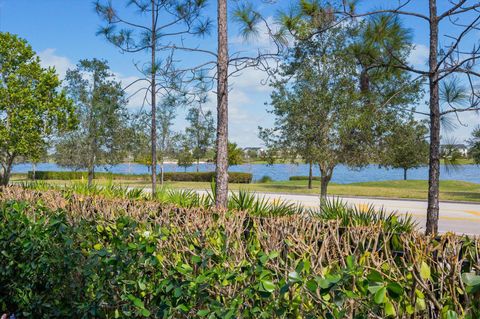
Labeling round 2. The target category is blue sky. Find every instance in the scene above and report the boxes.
[0,0,478,146]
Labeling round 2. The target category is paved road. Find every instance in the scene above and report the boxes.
[194,190,480,235]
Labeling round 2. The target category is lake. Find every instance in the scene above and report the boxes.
[11,162,480,184]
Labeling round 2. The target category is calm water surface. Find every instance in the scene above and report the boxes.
[11,162,480,184]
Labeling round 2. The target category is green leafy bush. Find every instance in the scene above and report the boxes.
[289,175,322,181]
[162,171,252,183]
[0,201,83,316]
[27,170,151,181]
[28,171,253,183]
[256,175,273,183]
[0,186,479,318]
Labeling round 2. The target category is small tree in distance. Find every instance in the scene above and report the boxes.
[55,59,132,186]
[468,127,480,165]
[177,139,194,172]
[157,96,180,185]
[380,119,429,180]
[185,106,215,172]
[227,142,244,167]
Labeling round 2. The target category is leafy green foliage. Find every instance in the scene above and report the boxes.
[0,32,76,185]
[27,170,253,183]
[257,175,273,183]
[176,145,194,172]
[54,59,133,184]
[28,171,151,181]
[289,175,324,181]
[380,119,429,180]
[227,141,244,167]
[468,126,480,164]
[0,188,478,318]
[162,171,252,183]
[0,202,83,317]
[269,7,422,198]
[185,107,215,170]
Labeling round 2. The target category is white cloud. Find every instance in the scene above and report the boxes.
[408,43,429,69]
[226,68,274,146]
[230,67,272,93]
[113,73,151,111]
[36,49,148,110]
[443,112,480,143]
[34,49,272,145]
[38,48,74,80]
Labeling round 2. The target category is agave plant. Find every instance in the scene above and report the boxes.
[19,181,56,191]
[228,189,304,217]
[265,198,303,217]
[229,189,257,211]
[166,189,201,208]
[311,197,416,233]
[64,181,102,198]
[199,179,217,208]
[124,187,146,200]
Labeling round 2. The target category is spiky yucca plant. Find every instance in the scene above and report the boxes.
[312,197,416,232]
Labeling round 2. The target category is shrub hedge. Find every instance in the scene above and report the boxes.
[27,171,252,183]
[162,171,252,183]
[27,170,150,181]
[289,175,323,181]
[0,186,479,318]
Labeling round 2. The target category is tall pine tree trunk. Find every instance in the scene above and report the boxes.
[215,0,229,208]
[308,161,313,189]
[150,0,157,197]
[426,0,440,235]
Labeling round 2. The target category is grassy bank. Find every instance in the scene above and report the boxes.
[11,173,480,202]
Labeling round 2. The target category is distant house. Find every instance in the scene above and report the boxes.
[243,147,265,158]
[440,144,469,157]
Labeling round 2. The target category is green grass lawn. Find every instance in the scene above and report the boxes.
[10,174,480,202]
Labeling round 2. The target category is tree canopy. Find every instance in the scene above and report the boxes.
[380,119,429,180]
[262,13,421,199]
[185,106,215,171]
[227,142,244,167]
[54,59,132,185]
[177,137,194,172]
[0,32,76,185]
[469,127,480,165]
